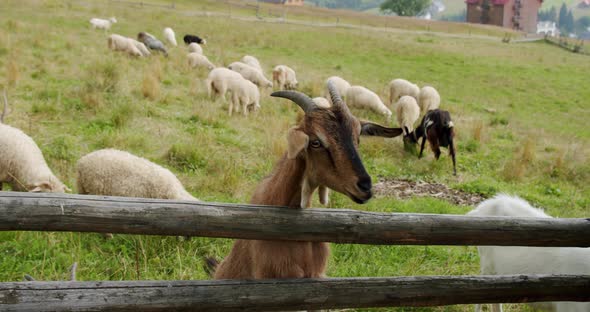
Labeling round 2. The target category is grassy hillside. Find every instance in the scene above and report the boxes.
[1,0,588,311]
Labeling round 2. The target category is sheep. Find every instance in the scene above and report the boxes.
[0,123,70,193]
[187,42,202,54]
[162,27,177,47]
[89,17,117,30]
[418,86,440,113]
[312,97,331,109]
[241,55,263,73]
[183,34,206,45]
[228,79,260,117]
[209,82,403,281]
[345,85,392,120]
[129,38,150,57]
[272,65,298,90]
[324,76,351,103]
[187,52,215,70]
[467,194,590,312]
[107,34,142,57]
[409,109,457,175]
[389,78,419,105]
[228,61,272,88]
[205,67,246,102]
[77,149,198,201]
[395,95,420,138]
[137,32,168,56]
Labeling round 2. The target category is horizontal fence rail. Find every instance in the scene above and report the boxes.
[1,275,589,311]
[1,192,589,246]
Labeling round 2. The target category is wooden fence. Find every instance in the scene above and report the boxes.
[1,192,589,311]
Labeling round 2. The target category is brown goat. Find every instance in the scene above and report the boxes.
[211,83,402,280]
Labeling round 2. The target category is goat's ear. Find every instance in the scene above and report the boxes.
[29,181,51,192]
[360,121,403,138]
[287,127,309,159]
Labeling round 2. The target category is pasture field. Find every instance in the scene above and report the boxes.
[1,0,589,311]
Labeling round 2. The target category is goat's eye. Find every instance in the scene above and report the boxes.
[310,140,322,148]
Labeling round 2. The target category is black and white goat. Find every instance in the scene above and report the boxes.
[409,109,456,175]
[183,34,207,45]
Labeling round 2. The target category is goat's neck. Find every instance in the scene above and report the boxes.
[250,154,306,208]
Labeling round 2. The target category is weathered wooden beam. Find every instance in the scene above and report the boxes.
[1,275,589,311]
[1,192,589,246]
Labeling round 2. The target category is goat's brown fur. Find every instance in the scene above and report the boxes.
[212,86,402,280]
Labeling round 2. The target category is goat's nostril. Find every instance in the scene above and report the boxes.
[357,179,372,193]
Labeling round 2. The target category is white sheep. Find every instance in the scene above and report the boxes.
[129,38,150,57]
[345,85,392,120]
[241,55,263,73]
[395,95,420,136]
[312,97,331,109]
[162,27,177,47]
[187,42,203,54]
[89,17,117,30]
[77,149,198,201]
[228,62,272,88]
[324,76,351,102]
[0,123,70,193]
[205,67,245,102]
[187,52,215,70]
[228,79,260,117]
[418,86,440,113]
[389,78,419,105]
[467,194,590,312]
[272,65,298,90]
[107,34,142,57]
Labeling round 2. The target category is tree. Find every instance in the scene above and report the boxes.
[380,0,432,16]
[565,10,575,34]
[575,16,590,34]
[558,3,568,28]
[549,6,557,22]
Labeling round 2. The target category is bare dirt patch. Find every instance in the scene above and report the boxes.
[373,178,486,206]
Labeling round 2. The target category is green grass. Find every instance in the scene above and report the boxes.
[0,0,589,311]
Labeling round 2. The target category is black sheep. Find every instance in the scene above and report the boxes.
[183,34,207,45]
[410,109,457,175]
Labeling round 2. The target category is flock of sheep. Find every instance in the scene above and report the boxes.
[0,15,587,312]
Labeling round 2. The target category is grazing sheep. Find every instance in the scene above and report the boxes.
[312,97,331,109]
[205,67,245,101]
[162,27,177,47]
[129,38,150,57]
[107,34,142,57]
[77,149,198,201]
[395,95,420,137]
[137,32,168,56]
[187,52,215,70]
[187,42,202,54]
[409,109,457,175]
[228,62,272,88]
[272,65,298,90]
[209,83,403,281]
[183,34,206,45]
[324,76,351,102]
[228,79,260,117]
[418,86,440,113]
[468,194,590,312]
[89,17,117,30]
[0,123,70,193]
[389,78,419,105]
[345,85,392,120]
[241,55,263,73]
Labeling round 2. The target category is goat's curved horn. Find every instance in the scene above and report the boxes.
[271,90,316,113]
[327,81,353,116]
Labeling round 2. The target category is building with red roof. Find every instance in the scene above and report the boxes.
[466,0,543,33]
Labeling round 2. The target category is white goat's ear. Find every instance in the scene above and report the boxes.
[318,185,329,206]
[287,127,308,159]
[29,182,51,192]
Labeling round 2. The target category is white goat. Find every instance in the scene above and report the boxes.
[467,194,590,312]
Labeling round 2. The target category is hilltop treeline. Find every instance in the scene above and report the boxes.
[306,0,383,11]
